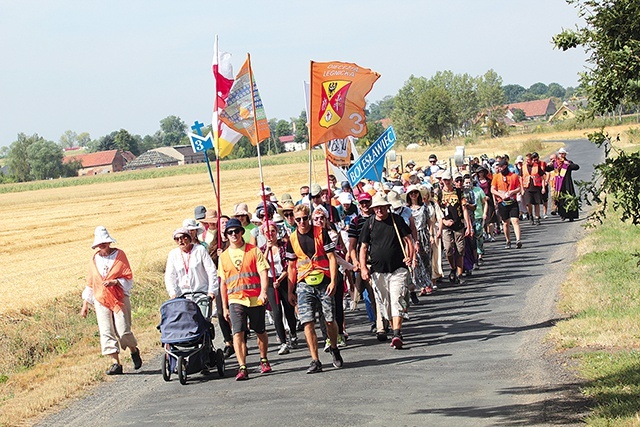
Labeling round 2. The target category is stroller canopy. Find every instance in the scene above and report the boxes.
[159,298,210,344]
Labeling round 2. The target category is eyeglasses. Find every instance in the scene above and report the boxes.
[283,211,294,218]
[226,228,243,236]
[294,216,309,223]
[174,235,190,242]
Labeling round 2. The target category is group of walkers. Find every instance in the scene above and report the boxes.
[80,147,580,381]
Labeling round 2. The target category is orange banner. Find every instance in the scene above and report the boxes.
[309,61,380,147]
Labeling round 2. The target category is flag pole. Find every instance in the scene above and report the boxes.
[307,63,313,209]
[213,35,222,250]
[247,53,278,299]
[324,146,334,222]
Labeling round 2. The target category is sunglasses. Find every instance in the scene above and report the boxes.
[174,235,190,241]
[294,216,309,223]
[359,200,371,205]
[300,192,309,197]
[430,160,437,163]
[283,211,294,217]
[312,216,325,222]
[226,228,243,236]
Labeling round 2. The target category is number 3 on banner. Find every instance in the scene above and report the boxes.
[349,113,364,135]
[194,140,204,152]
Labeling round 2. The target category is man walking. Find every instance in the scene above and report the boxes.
[522,152,547,225]
[359,193,414,349]
[219,218,271,381]
[287,204,343,374]
[492,159,523,248]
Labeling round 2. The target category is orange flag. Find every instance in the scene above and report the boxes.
[309,61,380,147]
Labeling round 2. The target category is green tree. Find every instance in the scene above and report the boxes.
[7,133,38,182]
[77,132,91,148]
[114,129,140,155]
[528,82,549,97]
[415,85,457,142]
[391,75,428,144]
[293,110,309,147]
[367,95,395,121]
[547,82,566,98]
[554,0,640,224]
[160,115,187,146]
[358,120,385,147]
[477,70,506,110]
[27,138,63,180]
[58,130,78,149]
[503,84,526,103]
[274,119,293,138]
[511,108,527,122]
[0,146,9,158]
[96,132,117,152]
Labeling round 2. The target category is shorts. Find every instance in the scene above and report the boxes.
[525,188,543,205]
[442,227,465,257]
[228,303,266,335]
[296,281,335,324]
[497,201,519,222]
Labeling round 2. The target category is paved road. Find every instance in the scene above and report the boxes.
[40,140,601,427]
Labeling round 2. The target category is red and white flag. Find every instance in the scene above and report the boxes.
[212,36,242,158]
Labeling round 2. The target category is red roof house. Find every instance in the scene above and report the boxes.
[505,98,557,121]
[63,149,133,176]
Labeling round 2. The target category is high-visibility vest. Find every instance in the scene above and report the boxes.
[289,226,330,282]
[219,244,262,300]
[523,163,544,188]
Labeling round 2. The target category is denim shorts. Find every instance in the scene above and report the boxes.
[296,282,335,324]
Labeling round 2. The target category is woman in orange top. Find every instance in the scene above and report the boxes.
[81,226,141,375]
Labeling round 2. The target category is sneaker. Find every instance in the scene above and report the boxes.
[516,240,522,249]
[477,257,485,266]
[260,358,272,374]
[490,236,496,242]
[370,323,377,334]
[410,292,420,305]
[432,283,438,291]
[376,331,388,342]
[543,214,549,219]
[324,338,331,353]
[330,347,344,368]
[235,366,249,381]
[289,336,299,349]
[131,348,142,370]
[456,275,466,286]
[223,345,235,359]
[505,241,512,249]
[306,359,323,374]
[402,312,410,321]
[337,335,347,348]
[349,300,358,311]
[278,343,290,355]
[448,269,456,283]
[390,335,404,350]
[106,363,123,375]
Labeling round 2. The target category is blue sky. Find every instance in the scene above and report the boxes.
[0,0,586,148]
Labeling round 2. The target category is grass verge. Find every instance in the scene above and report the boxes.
[0,259,167,426]
[548,209,640,425]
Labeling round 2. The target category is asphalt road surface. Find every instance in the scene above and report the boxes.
[40,140,602,427]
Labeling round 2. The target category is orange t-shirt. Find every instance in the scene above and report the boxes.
[491,172,520,203]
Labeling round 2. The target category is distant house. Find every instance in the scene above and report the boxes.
[63,149,134,176]
[280,135,305,152]
[150,145,205,165]
[124,150,179,170]
[548,99,587,122]
[505,98,557,121]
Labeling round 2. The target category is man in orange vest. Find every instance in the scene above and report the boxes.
[491,159,523,249]
[522,152,547,226]
[219,218,271,381]
[286,204,343,374]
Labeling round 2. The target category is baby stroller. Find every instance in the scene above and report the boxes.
[159,292,225,384]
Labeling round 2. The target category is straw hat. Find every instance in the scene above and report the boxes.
[386,191,404,209]
[91,226,116,249]
[199,209,218,224]
[233,203,250,216]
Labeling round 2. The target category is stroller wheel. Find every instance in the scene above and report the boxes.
[177,356,188,385]
[162,353,171,382]
[216,348,225,377]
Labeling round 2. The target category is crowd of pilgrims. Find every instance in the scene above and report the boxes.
[180,148,579,370]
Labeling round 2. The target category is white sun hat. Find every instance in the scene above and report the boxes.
[92,226,116,249]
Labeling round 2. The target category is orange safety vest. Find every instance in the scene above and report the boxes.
[219,244,262,300]
[523,163,544,188]
[289,226,330,282]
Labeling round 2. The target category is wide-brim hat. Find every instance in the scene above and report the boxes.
[310,183,323,197]
[558,148,568,154]
[172,227,191,240]
[92,226,116,249]
[406,184,421,196]
[182,218,204,232]
[370,192,391,209]
[386,190,404,209]
[280,200,295,210]
[441,170,452,180]
[233,203,250,217]
[199,209,218,224]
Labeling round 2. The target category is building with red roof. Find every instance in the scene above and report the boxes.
[63,149,133,176]
[505,98,557,121]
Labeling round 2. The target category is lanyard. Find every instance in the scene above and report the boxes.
[181,250,191,274]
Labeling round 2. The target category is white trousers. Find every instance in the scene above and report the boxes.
[371,267,409,320]
[95,296,137,355]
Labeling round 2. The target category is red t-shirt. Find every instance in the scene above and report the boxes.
[491,172,520,203]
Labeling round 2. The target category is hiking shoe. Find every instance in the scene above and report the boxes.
[448,269,456,283]
[278,343,290,355]
[106,363,123,375]
[337,335,347,348]
[505,241,512,249]
[223,345,235,359]
[410,292,420,305]
[307,359,323,374]
[330,347,344,368]
[390,335,404,350]
[260,358,272,374]
[131,348,142,370]
[516,240,522,249]
[376,331,388,342]
[324,338,331,353]
[235,366,249,381]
